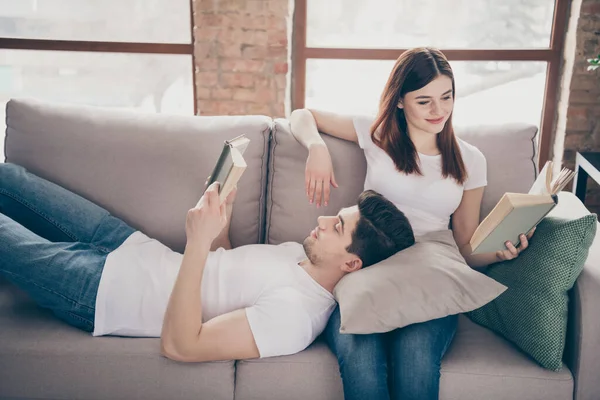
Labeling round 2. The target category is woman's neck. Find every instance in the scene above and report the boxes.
[407,127,439,156]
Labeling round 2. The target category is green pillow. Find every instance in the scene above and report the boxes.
[467,214,597,371]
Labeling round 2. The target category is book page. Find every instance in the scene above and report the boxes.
[227,135,250,155]
[528,161,552,195]
[218,148,247,203]
[550,168,575,194]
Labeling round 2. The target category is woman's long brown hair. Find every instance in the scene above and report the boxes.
[371,48,467,184]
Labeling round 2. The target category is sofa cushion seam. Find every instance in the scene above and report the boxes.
[265,120,278,244]
[441,369,573,382]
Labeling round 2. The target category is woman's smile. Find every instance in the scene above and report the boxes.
[425,116,445,124]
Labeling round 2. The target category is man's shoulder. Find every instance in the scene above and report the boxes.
[257,241,306,259]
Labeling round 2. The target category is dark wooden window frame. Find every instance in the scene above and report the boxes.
[292,0,570,167]
[0,0,197,113]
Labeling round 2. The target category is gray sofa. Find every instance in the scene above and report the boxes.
[1,98,599,400]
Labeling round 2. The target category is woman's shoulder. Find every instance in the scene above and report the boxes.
[353,114,377,133]
[457,138,487,166]
[353,114,378,149]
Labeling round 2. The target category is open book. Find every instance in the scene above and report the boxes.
[205,135,250,203]
[469,161,575,255]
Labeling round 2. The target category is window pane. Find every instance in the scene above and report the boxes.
[0,49,194,161]
[0,0,191,43]
[307,0,555,49]
[305,59,546,128]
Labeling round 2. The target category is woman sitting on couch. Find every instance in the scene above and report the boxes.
[289,47,536,400]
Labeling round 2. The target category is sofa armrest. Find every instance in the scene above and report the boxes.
[553,192,600,400]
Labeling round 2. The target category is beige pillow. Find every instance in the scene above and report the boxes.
[334,230,507,334]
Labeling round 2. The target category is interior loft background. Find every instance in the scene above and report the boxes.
[0,0,594,182]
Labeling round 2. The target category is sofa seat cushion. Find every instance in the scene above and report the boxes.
[234,316,573,400]
[440,316,573,399]
[0,279,235,400]
[234,339,343,400]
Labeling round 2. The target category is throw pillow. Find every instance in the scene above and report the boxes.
[333,229,507,334]
[467,214,597,371]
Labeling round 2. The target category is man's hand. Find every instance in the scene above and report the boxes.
[224,186,237,207]
[210,186,237,251]
[186,182,227,246]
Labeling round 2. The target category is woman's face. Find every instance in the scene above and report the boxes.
[398,75,454,136]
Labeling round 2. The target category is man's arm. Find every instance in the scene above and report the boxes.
[210,204,233,251]
[161,183,258,362]
[162,308,260,362]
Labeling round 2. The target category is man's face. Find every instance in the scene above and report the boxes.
[303,206,361,271]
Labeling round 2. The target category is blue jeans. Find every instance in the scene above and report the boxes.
[0,163,135,331]
[325,306,458,400]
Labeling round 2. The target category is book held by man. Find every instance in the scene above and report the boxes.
[469,161,575,255]
[205,134,250,203]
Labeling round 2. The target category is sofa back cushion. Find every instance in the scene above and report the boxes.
[5,98,271,252]
[456,124,538,218]
[266,119,367,245]
[266,119,537,245]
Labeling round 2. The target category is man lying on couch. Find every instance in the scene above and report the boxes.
[0,163,415,362]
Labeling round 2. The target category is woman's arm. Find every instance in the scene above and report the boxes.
[289,109,358,147]
[451,188,532,268]
[289,109,359,207]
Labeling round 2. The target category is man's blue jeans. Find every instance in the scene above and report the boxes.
[325,306,458,400]
[0,163,135,331]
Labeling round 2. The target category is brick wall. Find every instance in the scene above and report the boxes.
[191,0,291,117]
[563,0,600,211]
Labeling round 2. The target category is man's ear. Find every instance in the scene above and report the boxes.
[342,257,362,273]
[397,99,404,109]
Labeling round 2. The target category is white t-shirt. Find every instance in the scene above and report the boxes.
[353,115,487,236]
[93,233,336,358]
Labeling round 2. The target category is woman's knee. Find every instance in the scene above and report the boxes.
[0,163,24,190]
[326,327,389,396]
[334,332,386,365]
[325,308,387,367]
[389,315,458,375]
[0,162,25,178]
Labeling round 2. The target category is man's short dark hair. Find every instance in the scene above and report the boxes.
[346,190,415,268]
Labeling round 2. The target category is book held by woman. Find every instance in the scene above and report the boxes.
[469,161,575,255]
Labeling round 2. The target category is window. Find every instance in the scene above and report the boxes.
[294,0,569,167]
[0,1,195,161]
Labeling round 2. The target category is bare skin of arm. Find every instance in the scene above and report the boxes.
[289,109,359,206]
[160,184,259,362]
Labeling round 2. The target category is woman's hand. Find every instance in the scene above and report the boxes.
[495,227,536,262]
[306,143,338,207]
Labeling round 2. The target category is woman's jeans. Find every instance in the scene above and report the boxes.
[0,163,135,331]
[325,306,458,400]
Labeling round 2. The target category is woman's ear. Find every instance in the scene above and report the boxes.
[397,100,404,109]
